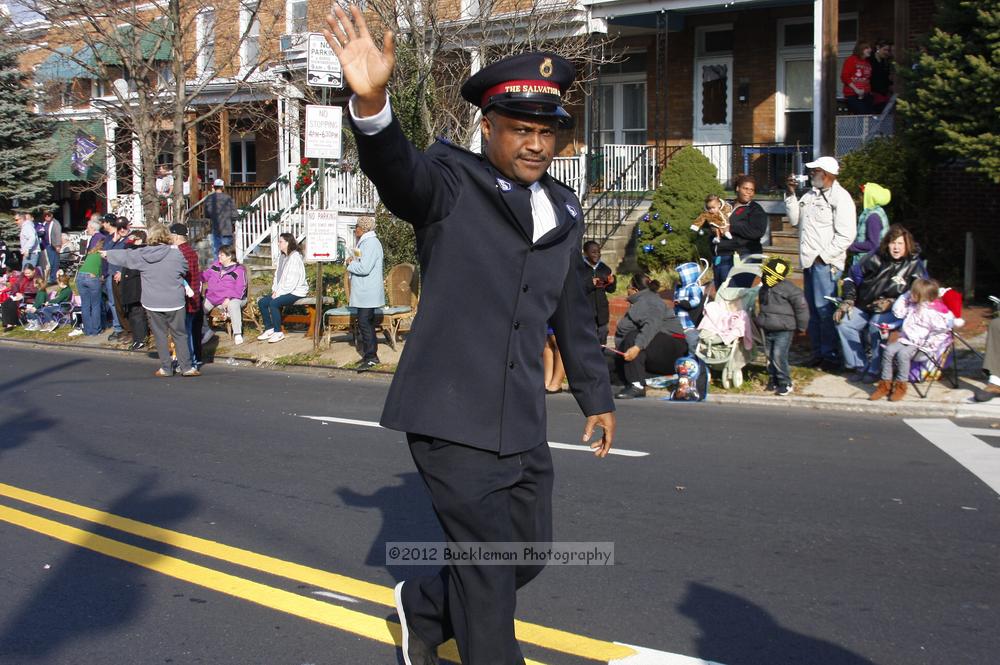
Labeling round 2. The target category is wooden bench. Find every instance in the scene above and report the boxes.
[281,296,336,338]
[323,263,419,350]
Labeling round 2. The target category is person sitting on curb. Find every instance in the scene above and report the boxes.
[614,273,688,399]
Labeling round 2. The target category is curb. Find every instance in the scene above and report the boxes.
[5,336,998,419]
[0,336,396,383]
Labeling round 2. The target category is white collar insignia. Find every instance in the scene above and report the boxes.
[565,204,578,219]
[496,177,512,192]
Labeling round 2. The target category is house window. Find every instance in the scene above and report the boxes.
[241,0,261,70]
[198,9,217,75]
[592,79,646,146]
[697,26,734,57]
[230,135,257,183]
[288,0,308,34]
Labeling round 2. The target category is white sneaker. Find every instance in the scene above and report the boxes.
[24,322,40,331]
[257,329,274,341]
[233,334,244,345]
[68,328,84,337]
[267,331,285,343]
[43,321,59,333]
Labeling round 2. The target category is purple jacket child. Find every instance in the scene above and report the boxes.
[201,261,248,306]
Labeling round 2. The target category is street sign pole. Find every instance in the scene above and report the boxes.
[314,86,329,351]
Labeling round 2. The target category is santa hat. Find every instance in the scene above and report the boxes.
[939,287,964,328]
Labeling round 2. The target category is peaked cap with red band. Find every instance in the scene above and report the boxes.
[460,52,576,127]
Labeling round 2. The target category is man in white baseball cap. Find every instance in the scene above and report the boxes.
[785,155,856,370]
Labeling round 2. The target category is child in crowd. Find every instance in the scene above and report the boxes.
[754,257,809,396]
[24,272,72,332]
[870,278,954,402]
[673,261,705,355]
[1,264,39,331]
[690,194,732,241]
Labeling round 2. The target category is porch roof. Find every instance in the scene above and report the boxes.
[585,0,811,20]
[32,22,171,82]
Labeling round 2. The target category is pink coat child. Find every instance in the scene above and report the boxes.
[879,280,955,383]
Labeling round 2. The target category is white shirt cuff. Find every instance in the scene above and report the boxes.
[348,93,392,136]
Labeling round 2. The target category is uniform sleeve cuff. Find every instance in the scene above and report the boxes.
[348,94,392,135]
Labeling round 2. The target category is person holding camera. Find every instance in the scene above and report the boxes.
[834,224,927,382]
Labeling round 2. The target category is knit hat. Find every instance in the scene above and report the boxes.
[761,257,792,287]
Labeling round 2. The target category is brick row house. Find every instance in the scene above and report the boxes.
[9,0,932,262]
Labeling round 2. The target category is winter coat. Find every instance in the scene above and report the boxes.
[205,191,237,237]
[202,261,248,305]
[848,183,891,264]
[614,288,684,350]
[346,232,385,308]
[715,200,768,257]
[756,280,810,333]
[673,261,705,330]
[584,257,615,326]
[103,245,188,311]
[893,295,955,353]
[842,251,927,311]
[272,251,308,298]
[785,180,857,270]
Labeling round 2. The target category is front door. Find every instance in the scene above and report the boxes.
[693,56,733,185]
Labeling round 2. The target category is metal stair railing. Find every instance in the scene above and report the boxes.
[583,145,656,244]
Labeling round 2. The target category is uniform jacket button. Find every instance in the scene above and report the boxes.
[513,321,520,329]
[508,361,516,369]
[522,285,529,293]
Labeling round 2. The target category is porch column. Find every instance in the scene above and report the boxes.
[131,134,141,193]
[893,0,909,97]
[219,108,231,184]
[277,96,288,173]
[104,119,117,201]
[468,48,482,153]
[813,0,839,156]
[288,97,301,170]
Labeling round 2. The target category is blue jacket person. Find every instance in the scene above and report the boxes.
[325,6,616,665]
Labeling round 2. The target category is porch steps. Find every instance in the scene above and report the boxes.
[762,215,804,288]
[592,198,654,275]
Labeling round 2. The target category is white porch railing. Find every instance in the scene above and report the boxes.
[109,193,145,227]
[235,165,377,265]
[602,144,657,191]
[548,155,586,199]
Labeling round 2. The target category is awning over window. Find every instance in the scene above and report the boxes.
[47,120,107,182]
[34,46,97,82]
[33,22,172,82]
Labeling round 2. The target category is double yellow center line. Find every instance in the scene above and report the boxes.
[0,482,635,664]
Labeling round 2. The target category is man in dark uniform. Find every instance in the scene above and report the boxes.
[325,6,616,665]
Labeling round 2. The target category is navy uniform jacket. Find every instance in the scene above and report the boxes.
[351,115,614,455]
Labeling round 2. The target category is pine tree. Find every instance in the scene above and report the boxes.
[0,20,54,211]
[636,147,723,272]
[898,0,1000,183]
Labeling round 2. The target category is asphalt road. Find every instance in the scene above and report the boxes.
[0,344,997,665]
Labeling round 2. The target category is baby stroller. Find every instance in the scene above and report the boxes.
[696,254,765,388]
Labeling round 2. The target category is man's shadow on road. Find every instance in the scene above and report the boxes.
[337,473,442,582]
[0,476,199,660]
[679,582,877,665]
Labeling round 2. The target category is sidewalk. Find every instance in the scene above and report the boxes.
[4,320,999,419]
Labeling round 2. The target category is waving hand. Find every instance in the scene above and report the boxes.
[324,5,395,115]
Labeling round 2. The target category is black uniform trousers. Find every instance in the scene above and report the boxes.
[403,433,554,665]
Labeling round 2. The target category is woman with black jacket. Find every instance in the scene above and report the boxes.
[120,230,149,351]
[713,174,768,289]
[834,224,927,381]
[614,273,688,399]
